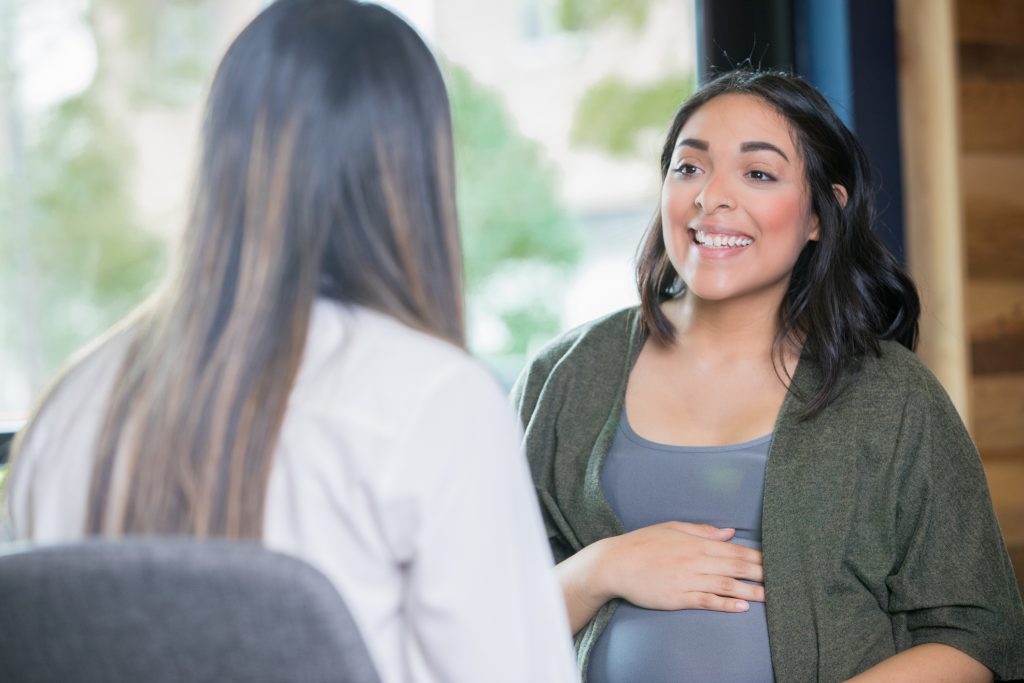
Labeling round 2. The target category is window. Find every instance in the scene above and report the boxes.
[0,0,697,419]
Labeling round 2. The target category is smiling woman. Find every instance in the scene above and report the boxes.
[514,69,1024,683]
[662,96,821,327]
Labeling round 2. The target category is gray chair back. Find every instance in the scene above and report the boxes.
[0,538,381,683]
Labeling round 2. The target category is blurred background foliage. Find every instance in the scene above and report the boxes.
[2,0,585,392]
[555,0,651,32]
[447,65,581,356]
[1,0,690,403]
[27,93,164,365]
[114,0,214,106]
[571,73,693,157]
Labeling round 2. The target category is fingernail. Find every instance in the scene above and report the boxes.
[736,600,749,611]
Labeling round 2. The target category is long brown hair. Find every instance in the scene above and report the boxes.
[10,0,464,537]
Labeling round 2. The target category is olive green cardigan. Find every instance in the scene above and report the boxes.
[512,306,1024,682]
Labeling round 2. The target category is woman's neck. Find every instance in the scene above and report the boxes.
[629,286,799,446]
[666,288,788,365]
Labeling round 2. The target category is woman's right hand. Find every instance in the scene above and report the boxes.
[556,521,765,634]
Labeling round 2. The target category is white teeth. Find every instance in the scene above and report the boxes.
[694,229,752,248]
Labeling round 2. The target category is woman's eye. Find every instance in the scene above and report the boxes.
[747,170,776,182]
[674,163,700,176]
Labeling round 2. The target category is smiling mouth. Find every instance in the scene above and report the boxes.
[690,228,753,249]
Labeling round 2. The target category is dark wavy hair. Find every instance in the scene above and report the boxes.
[636,69,920,417]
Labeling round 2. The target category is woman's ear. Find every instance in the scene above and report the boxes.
[809,185,848,242]
[832,183,849,208]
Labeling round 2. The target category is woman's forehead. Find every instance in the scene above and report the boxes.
[675,94,799,156]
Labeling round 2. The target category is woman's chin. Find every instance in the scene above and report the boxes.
[678,279,743,303]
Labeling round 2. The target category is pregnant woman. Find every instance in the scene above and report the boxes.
[514,69,1024,682]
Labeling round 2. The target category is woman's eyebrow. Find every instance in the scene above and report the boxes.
[740,141,789,161]
[675,137,709,151]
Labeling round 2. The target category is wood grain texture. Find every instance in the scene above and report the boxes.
[959,43,1024,80]
[955,0,1024,591]
[966,280,1024,330]
[968,279,1024,375]
[981,446,1024,461]
[963,198,1024,278]
[1009,543,1024,594]
[960,154,1024,205]
[984,460,1024,546]
[972,373,1024,453]
[959,81,1024,153]
[956,0,1024,46]
[972,331,1024,374]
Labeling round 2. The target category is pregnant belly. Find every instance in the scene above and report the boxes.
[587,599,774,683]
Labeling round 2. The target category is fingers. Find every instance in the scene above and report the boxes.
[671,521,735,540]
[687,574,765,603]
[665,577,765,613]
[680,592,754,613]
[648,521,766,580]
[692,554,765,583]
[701,538,762,566]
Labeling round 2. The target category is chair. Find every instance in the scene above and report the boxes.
[0,537,381,683]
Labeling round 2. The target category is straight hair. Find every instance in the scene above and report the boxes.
[10,0,464,538]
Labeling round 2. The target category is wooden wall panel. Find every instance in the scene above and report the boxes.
[966,280,1024,331]
[960,154,1024,198]
[968,279,1024,375]
[963,199,1024,278]
[953,0,1024,591]
[973,374,1024,455]
[956,0,1024,45]
[959,82,1024,154]
[986,461,1024,546]
[959,43,1024,80]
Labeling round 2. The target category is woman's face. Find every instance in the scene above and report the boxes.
[661,93,819,304]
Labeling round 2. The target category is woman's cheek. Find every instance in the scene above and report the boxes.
[661,186,694,263]
[756,194,812,244]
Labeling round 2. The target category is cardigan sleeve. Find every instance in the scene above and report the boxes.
[884,369,1024,680]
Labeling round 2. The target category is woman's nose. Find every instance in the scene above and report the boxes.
[694,175,735,213]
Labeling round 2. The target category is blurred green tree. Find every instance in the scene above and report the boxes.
[2,0,180,395]
[556,0,651,32]
[26,93,165,366]
[1,0,583,397]
[571,73,693,158]
[447,66,581,356]
[553,0,695,160]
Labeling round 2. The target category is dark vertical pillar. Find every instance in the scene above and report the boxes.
[844,0,906,264]
[695,0,794,83]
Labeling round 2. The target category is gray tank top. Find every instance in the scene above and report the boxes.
[587,413,774,683]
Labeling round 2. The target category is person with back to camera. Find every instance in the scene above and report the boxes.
[514,69,1024,682]
[3,1,580,681]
